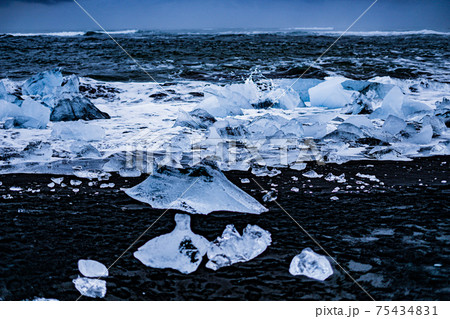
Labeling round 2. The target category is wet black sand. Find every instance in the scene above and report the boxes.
[0,156,449,301]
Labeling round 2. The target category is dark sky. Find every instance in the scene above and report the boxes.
[0,0,449,33]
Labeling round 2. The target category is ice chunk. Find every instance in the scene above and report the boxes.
[302,170,323,178]
[309,77,354,109]
[0,99,22,120]
[73,276,106,298]
[382,115,406,135]
[125,163,268,215]
[206,224,271,270]
[370,86,404,119]
[289,248,333,281]
[289,78,324,102]
[51,121,105,141]
[435,98,450,127]
[324,173,346,183]
[50,94,110,122]
[134,214,210,274]
[290,162,307,171]
[173,108,216,130]
[408,124,433,144]
[343,93,373,114]
[19,98,50,128]
[22,68,63,98]
[401,99,432,117]
[61,74,80,94]
[78,259,108,277]
[262,191,277,202]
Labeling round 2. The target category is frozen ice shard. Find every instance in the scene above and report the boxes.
[370,86,404,119]
[125,162,268,215]
[51,121,105,141]
[289,247,333,281]
[173,108,216,129]
[73,276,106,298]
[22,68,63,98]
[78,259,108,278]
[206,224,271,271]
[382,115,406,136]
[309,77,354,109]
[50,94,110,122]
[134,214,210,274]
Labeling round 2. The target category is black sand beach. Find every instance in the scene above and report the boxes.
[0,156,448,301]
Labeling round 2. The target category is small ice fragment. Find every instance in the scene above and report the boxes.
[47,182,55,188]
[206,224,271,271]
[289,248,333,281]
[324,173,346,183]
[119,168,141,178]
[78,259,108,277]
[134,214,210,274]
[88,182,94,187]
[32,297,59,301]
[290,163,307,171]
[434,264,442,267]
[251,166,281,177]
[291,176,298,181]
[262,191,277,202]
[70,180,82,186]
[332,187,340,193]
[291,187,299,192]
[10,186,22,191]
[0,181,2,186]
[302,170,323,179]
[240,178,250,184]
[355,173,380,183]
[72,276,106,298]
[51,177,64,185]
[330,196,339,201]
[73,188,79,193]
[100,183,115,189]
[441,180,447,184]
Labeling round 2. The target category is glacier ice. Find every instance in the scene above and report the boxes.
[289,247,333,281]
[125,162,268,215]
[408,124,433,144]
[51,121,105,141]
[20,69,110,122]
[78,259,108,278]
[206,224,271,271]
[371,86,404,119]
[22,68,63,98]
[173,108,216,129]
[73,276,106,298]
[382,115,406,136]
[309,77,355,109]
[134,214,210,274]
[302,170,323,178]
[50,94,110,122]
[0,98,50,129]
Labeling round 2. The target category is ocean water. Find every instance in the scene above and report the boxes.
[1,30,449,83]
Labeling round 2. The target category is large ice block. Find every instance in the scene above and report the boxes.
[125,162,268,215]
[134,214,210,274]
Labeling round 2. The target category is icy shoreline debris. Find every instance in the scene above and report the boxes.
[134,214,210,274]
[289,248,333,281]
[125,162,268,215]
[78,259,108,278]
[206,224,272,271]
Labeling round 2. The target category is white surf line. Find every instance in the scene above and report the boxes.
[251,178,376,301]
[75,177,200,301]
[268,0,379,107]
[72,0,203,128]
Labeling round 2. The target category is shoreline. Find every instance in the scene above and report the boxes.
[0,156,449,300]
